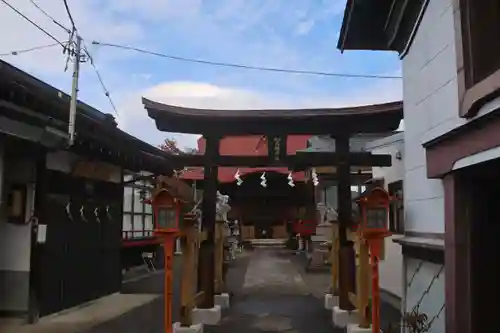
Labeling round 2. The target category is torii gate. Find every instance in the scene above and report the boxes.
[143,98,402,313]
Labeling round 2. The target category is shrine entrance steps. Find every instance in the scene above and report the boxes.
[248,238,287,248]
[205,248,337,333]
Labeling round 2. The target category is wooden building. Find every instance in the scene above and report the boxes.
[338,0,500,332]
[0,60,175,321]
[180,135,313,240]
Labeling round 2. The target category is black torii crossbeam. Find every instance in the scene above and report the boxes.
[143,98,403,313]
[169,152,391,169]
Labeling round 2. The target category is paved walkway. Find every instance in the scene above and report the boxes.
[206,248,333,333]
[7,249,401,332]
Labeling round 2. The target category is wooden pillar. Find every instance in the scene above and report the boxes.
[444,174,472,333]
[335,135,356,310]
[357,237,370,328]
[214,220,225,294]
[199,135,219,309]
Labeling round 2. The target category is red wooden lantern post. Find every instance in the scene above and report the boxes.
[357,187,392,333]
[150,189,183,333]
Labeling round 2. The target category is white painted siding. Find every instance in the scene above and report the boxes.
[0,148,35,273]
[0,139,36,312]
[367,134,404,299]
[404,0,500,233]
[402,1,458,331]
[402,0,459,234]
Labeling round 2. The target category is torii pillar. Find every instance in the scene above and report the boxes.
[335,135,356,311]
[198,135,220,309]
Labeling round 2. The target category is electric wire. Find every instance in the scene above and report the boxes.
[82,43,119,118]
[29,0,71,33]
[0,0,66,48]
[0,43,61,57]
[92,41,403,79]
[62,0,77,31]
[23,0,120,117]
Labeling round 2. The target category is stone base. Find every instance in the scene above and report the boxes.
[324,293,338,309]
[347,323,372,333]
[214,293,230,309]
[332,306,358,328]
[173,322,204,333]
[193,306,222,325]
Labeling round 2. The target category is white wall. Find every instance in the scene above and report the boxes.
[0,158,35,273]
[367,133,404,299]
[402,0,460,234]
[404,0,500,233]
[401,1,456,330]
[0,139,36,312]
[369,133,404,184]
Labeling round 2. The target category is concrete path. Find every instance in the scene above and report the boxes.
[241,249,309,296]
[206,248,333,333]
[2,256,182,333]
[9,293,160,333]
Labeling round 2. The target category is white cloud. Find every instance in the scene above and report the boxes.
[295,20,316,36]
[1,0,403,151]
[118,79,402,149]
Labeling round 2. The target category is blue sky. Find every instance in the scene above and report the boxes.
[1,0,402,149]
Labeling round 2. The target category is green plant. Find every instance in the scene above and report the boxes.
[383,305,431,333]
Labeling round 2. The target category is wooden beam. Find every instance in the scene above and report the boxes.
[336,135,356,311]
[199,135,219,309]
[319,173,373,184]
[294,151,391,168]
[170,152,392,168]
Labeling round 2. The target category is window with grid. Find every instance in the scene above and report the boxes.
[462,0,500,87]
[388,180,404,234]
[122,172,155,240]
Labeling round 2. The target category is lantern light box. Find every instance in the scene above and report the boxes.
[356,187,392,239]
[157,207,178,230]
[365,208,387,229]
[150,189,183,235]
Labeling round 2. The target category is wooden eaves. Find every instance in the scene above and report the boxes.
[143,98,403,135]
[0,60,175,175]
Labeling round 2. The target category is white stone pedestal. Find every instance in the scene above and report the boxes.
[173,322,204,333]
[347,323,372,333]
[332,306,358,328]
[324,293,338,309]
[175,238,182,255]
[193,305,222,325]
[214,293,230,309]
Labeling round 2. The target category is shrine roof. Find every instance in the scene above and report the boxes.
[143,98,403,135]
[179,135,309,183]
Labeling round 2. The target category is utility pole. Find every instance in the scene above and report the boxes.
[68,35,82,146]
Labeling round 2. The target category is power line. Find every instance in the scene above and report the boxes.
[28,0,78,63]
[83,43,119,118]
[26,0,119,118]
[29,0,70,33]
[1,0,66,48]
[62,0,77,31]
[92,41,403,79]
[0,43,61,57]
